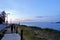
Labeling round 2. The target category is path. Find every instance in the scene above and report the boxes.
[1,24,21,40]
[1,33,21,40]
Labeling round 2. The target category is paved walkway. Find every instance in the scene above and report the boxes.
[1,33,20,40]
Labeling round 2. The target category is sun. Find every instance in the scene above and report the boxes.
[5,10,29,23]
[5,10,16,23]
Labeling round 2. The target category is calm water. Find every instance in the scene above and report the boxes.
[20,22,60,30]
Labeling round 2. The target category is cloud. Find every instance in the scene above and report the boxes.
[20,16,60,22]
[36,16,44,18]
[19,17,48,22]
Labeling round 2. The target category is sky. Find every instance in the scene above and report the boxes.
[0,0,60,23]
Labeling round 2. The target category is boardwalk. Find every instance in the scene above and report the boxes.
[1,33,21,40]
[1,24,21,40]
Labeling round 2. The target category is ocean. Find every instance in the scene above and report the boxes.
[20,22,60,31]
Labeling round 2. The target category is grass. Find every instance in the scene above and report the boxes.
[0,32,4,39]
[17,25,35,40]
[16,24,60,40]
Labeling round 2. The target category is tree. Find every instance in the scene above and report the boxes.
[1,11,6,22]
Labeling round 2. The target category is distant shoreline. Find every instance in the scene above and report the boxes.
[56,22,60,23]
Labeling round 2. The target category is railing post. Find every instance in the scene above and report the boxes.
[16,27,18,33]
[21,29,23,40]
